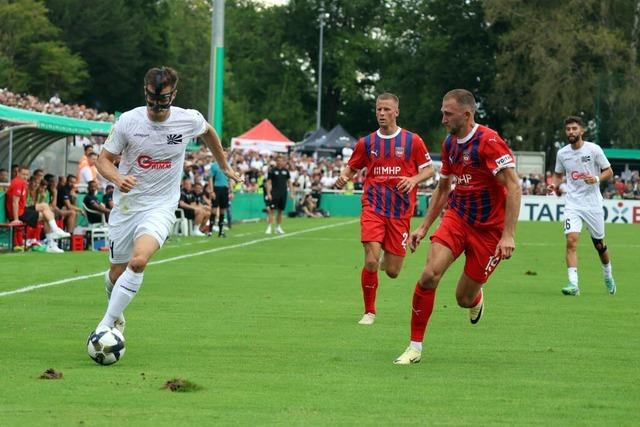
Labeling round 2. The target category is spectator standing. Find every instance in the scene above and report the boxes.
[265,155,292,234]
[78,152,98,186]
[209,155,233,237]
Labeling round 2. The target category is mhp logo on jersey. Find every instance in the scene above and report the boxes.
[166,134,183,145]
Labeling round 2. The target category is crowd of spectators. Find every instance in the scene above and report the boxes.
[0,88,115,122]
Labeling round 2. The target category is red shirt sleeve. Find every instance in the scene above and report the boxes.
[348,138,368,171]
[411,135,432,169]
[481,132,515,175]
[439,139,451,177]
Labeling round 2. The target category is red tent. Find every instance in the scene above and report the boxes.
[231,119,293,153]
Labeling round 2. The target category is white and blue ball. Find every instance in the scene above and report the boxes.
[87,326,126,365]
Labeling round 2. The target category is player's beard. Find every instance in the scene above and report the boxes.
[567,135,580,145]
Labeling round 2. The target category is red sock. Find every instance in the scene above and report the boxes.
[410,283,436,342]
[361,268,379,314]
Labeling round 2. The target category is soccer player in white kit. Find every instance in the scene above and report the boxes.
[547,116,616,296]
[94,67,238,332]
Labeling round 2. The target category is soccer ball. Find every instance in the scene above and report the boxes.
[87,326,126,365]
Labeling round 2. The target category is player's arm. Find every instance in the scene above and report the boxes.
[585,167,613,185]
[10,194,21,224]
[97,148,137,193]
[494,167,521,259]
[199,125,239,183]
[409,176,452,252]
[335,166,357,189]
[265,178,272,200]
[397,164,435,193]
[546,172,564,195]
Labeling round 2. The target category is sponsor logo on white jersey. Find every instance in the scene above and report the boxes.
[137,155,172,169]
[570,171,590,181]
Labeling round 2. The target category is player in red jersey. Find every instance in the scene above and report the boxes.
[393,89,522,364]
[335,93,435,325]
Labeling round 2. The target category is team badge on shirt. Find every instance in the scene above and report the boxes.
[395,146,404,157]
[166,134,183,145]
[462,151,471,164]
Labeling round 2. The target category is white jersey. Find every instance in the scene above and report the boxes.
[103,106,207,212]
[555,141,610,211]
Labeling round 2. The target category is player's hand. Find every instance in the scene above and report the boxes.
[409,226,428,253]
[265,194,272,201]
[583,175,598,185]
[223,168,242,183]
[117,175,137,193]
[334,175,349,189]
[546,183,557,195]
[8,219,23,226]
[495,235,515,260]
[397,176,417,193]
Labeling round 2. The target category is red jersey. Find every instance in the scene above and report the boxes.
[5,177,27,220]
[349,128,432,219]
[440,124,515,229]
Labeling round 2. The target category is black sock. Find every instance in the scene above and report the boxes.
[218,213,225,234]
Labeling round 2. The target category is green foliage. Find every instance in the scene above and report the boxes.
[0,0,87,98]
[2,0,640,150]
[486,0,640,151]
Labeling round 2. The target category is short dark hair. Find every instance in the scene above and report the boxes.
[84,144,93,153]
[144,66,179,90]
[564,115,584,127]
[377,92,399,106]
[88,152,98,159]
[443,89,476,112]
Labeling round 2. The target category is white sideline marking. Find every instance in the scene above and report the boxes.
[0,220,358,298]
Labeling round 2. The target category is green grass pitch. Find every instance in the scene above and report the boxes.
[0,217,637,425]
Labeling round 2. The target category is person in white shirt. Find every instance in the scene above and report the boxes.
[94,66,239,335]
[78,152,98,186]
[547,116,616,296]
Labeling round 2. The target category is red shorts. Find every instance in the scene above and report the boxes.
[361,209,410,257]
[430,212,503,284]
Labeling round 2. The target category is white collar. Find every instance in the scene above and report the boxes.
[456,124,479,144]
[376,127,402,139]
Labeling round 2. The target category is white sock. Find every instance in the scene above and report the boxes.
[98,267,143,329]
[104,271,114,299]
[602,262,612,279]
[568,267,578,286]
[48,219,59,232]
[410,341,423,351]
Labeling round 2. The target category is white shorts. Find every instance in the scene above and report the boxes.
[563,208,605,239]
[107,206,176,264]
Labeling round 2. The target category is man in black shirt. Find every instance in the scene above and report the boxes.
[178,177,209,236]
[83,180,111,223]
[56,174,82,231]
[265,155,292,234]
[102,184,115,210]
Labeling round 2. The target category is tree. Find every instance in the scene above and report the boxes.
[377,0,498,148]
[485,0,640,152]
[0,0,87,99]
